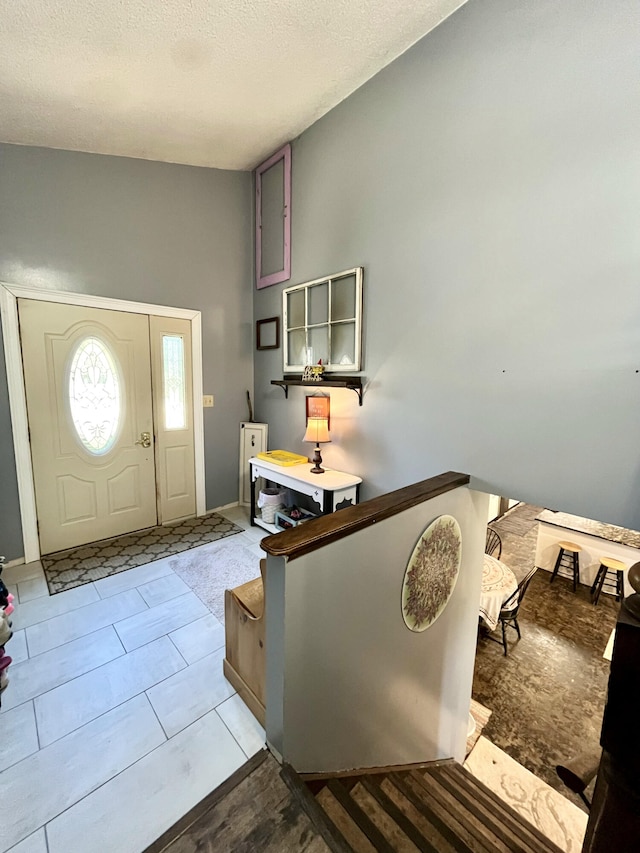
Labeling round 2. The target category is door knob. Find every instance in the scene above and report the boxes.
[135,432,151,448]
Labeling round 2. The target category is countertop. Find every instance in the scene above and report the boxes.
[536,509,640,549]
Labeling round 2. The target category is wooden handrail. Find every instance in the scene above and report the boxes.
[260,471,470,560]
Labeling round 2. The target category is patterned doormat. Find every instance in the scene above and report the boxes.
[42,514,243,594]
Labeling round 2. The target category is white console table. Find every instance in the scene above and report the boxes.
[249,457,362,534]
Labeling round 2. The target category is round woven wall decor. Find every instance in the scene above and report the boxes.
[401,514,462,632]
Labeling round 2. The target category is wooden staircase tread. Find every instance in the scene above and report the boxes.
[453,763,566,852]
[395,771,495,853]
[183,756,315,850]
[144,751,331,853]
[305,760,568,853]
[245,814,335,851]
[359,776,446,853]
[350,781,422,853]
[316,786,378,853]
[326,779,397,853]
[281,764,356,853]
[300,759,455,783]
[378,776,459,853]
[143,750,269,853]
[438,764,565,853]
[430,773,547,853]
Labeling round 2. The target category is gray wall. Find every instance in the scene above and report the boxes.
[253,0,640,529]
[0,144,252,559]
[265,486,488,771]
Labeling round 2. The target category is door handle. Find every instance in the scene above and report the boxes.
[135,432,151,448]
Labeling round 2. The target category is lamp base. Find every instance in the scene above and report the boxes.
[310,444,325,474]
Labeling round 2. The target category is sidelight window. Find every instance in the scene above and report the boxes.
[162,334,187,430]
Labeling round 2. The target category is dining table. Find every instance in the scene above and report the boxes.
[479,553,518,630]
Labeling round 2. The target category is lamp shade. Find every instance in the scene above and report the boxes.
[303,417,331,444]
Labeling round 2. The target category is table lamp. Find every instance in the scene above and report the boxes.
[303,417,331,474]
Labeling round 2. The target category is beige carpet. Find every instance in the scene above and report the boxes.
[464,736,588,853]
[169,536,262,623]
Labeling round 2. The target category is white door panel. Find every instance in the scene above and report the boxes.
[150,316,196,522]
[19,300,158,554]
[58,475,97,523]
[165,446,189,499]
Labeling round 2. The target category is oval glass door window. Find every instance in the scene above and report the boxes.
[68,336,122,454]
[401,514,462,632]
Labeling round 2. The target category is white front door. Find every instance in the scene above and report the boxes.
[19,299,158,554]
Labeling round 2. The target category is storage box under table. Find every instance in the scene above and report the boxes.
[274,507,317,530]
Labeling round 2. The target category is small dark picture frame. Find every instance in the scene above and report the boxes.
[256,316,280,350]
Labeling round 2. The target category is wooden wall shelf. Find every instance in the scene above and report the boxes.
[271,376,364,406]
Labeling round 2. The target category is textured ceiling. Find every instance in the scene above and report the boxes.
[0,1,468,170]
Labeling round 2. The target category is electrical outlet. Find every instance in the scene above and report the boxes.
[203,395,214,408]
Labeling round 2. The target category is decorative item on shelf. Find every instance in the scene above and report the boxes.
[302,360,325,382]
[303,416,331,474]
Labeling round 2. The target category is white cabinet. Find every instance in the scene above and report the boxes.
[239,423,268,506]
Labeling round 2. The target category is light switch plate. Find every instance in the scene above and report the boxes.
[203,395,214,408]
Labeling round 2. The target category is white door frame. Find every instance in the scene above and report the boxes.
[0,282,206,563]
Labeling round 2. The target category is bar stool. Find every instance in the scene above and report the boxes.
[591,557,626,606]
[550,541,582,592]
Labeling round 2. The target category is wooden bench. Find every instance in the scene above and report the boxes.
[223,559,266,726]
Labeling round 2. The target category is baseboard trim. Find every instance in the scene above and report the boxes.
[208,501,240,514]
[2,557,26,568]
[299,757,455,782]
[223,658,266,727]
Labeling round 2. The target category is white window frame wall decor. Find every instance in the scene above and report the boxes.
[282,267,363,374]
[255,143,291,289]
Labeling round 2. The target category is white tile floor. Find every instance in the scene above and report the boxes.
[1,506,267,853]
